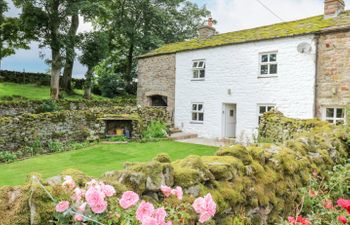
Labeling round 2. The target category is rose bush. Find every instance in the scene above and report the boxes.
[53,178,216,225]
[282,165,350,225]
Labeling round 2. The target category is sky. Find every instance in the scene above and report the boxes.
[2,0,350,78]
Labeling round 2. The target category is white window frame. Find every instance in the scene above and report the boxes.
[259,52,278,77]
[191,103,204,123]
[258,104,276,124]
[192,60,206,80]
[324,107,345,125]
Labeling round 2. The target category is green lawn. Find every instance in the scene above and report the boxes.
[0,141,217,186]
[0,82,105,100]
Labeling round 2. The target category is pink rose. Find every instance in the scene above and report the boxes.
[55,201,70,213]
[62,176,76,190]
[74,214,84,222]
[153,207,167,222]
[192,193,216,223]
[101,184,116,197]
[136,201,155,221]
[338,215,348,224]
[173,186,183,200]
[85,187,107,214]
[78,202,87,212]
[141,217,158,225]
[160,185,172,197]
[72,188,85,202]
[119,191,139,209]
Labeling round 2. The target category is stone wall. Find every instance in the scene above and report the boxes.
[316,30,350,117]
[0,106,169,152]
[137,54,176,119]
[0,113,348,224]
[0,98,136,116]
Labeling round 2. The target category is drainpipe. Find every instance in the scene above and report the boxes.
[314,35,320,118]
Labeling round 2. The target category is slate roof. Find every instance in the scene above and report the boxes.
[140,10,350,58]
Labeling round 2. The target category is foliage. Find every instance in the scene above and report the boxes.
[0,0,29,59]
[0,151,17,163]
[47,141,64,153]
[280,165,350,224]
[92,0,211,95]
[107,136,128,142]
[38,99,60,113]
[142,121,168,139]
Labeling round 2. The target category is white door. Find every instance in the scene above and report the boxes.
[224,104,236,138]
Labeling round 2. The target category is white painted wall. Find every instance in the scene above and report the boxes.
[174,35,317,140]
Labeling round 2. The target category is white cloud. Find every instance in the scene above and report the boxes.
[208,0,350,33]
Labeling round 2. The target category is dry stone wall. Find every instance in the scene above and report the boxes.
[0,106,169,152]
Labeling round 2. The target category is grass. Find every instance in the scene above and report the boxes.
[0,141,217,186]
[0,82,105,100]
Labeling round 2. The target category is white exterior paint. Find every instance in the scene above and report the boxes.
[174,35,317,140]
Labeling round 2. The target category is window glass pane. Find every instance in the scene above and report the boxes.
[192,104,197,111]
[267,106,274,111]
[336,120,344,125]
[198,113,204,121]
[326,108,335,118]
[261,65,268,75]
[198,104,203,111]
[199,70,205,78]
[192,113,198,121]
[230,110,234,117]
[198,61,204,68]
[270,64,277,74]
[327,120,334,124]
[259,106,266,114]
[269,54,277,62]
[261,55,268,62]
[193,62,198,68]
[336,108,344,118]
[193,70,199,78]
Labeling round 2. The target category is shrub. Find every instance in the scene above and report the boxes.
[0,151,17,163]
[142,121,168,139]
[47,141,64,153]
[107,135,128,142]
[38,99,60,113]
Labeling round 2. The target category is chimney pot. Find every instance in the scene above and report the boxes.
[324,0,345,18]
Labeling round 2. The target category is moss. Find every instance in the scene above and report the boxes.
[60,169,90,186]
[140,11,350,58]
[173,167,202,188]
[153,153,171,163]
[216,145,253,165]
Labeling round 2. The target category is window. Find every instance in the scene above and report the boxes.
[192,103,204,122]
[192,60,206,79]
[259,52,278,76]
[258,105,275,123]
[325,107,345,125]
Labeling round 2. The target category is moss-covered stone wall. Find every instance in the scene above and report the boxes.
[0,113,348,224]
[0,106,169,153]
[0,98,136,116]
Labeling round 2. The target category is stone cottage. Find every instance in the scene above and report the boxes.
[137,0,350,139]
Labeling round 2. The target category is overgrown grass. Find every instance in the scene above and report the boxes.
[0,141,217,186]
[0,82,105,100]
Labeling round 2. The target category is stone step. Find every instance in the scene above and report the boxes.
[169,127,182,134]
[169,132,198,140]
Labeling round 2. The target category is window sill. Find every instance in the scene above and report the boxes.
[191,79,205,81]
[258,75,278,79]
[190,121,204,124]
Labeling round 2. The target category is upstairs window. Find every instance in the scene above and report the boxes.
[192,103,204,122]
[259,52,278,76]
[325,108,345,125]
[192,60,206,80]
[258,104,275,123]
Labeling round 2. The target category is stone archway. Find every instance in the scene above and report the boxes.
[148,95,168,107]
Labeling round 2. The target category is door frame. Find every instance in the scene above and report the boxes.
[222,103,237,138]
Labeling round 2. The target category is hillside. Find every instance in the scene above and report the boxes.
[0,82,106,100]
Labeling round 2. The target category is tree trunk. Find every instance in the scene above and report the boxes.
[62,14,79,94]
[125,42,134,92]
[84,67,93,99]
[50,0,61,100]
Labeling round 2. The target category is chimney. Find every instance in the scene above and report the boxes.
[324,0,345,18]
[198,18,216,40]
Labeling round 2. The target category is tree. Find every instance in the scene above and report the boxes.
[79,32,109,99]
[95,0,211,95]
[0,0,29,65]
[13,0,84,99]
